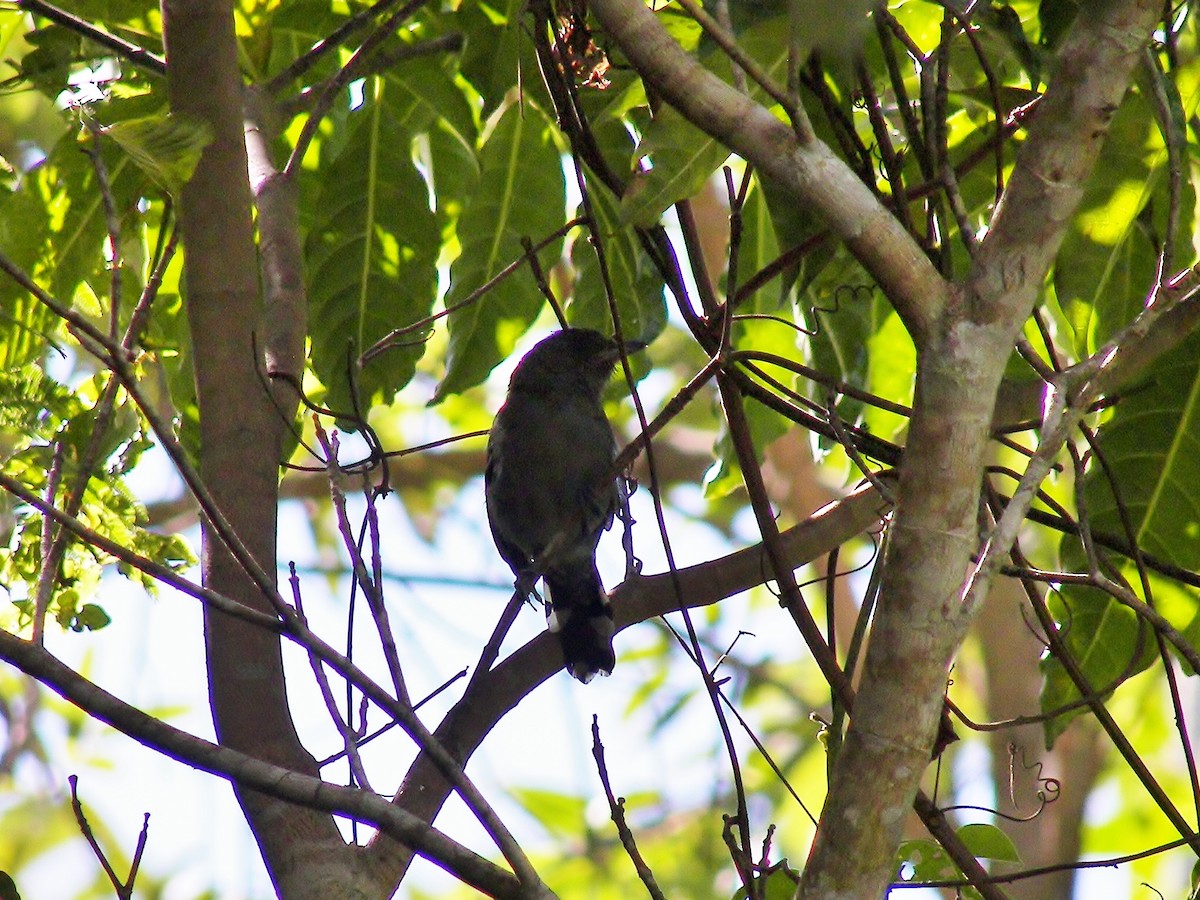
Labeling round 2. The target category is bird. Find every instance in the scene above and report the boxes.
[484,328,634,682]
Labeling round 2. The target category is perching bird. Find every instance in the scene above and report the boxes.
[485,328,633,682]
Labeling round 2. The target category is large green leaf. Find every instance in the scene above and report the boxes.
[734,176,782,310]
[1038,583,1148,746]
[46,135,144,311]
[0,119,156,353]
[458,0,550,118]
[386,55,480,232]
[704,312,798,499]
[384,54,478,151]
[621,16,791,226]
[268,0,351,83]
[1083,335,1200,571]
[0,197,57,369]
[621,103,734,228]
[1042,331,1200,744]
[569,173,667,343]
[99,111,212,194]
[791,243,905,445]
[306,79,440,414]
[434,102,567,399]
[1053,67,1200,355]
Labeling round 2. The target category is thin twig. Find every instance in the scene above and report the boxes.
[291,563,375,794]
[17,0,165,74]
[31,442,64,644]
[590,717,667,900]
[668,193,757,893]
[265,0,410,93]
[857,58,913,235]
[69,774,146,899]
[315,424,411,706]
[284,0,433,176]
[672,0,812,142]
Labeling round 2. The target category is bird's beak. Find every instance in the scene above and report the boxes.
[602,339,645,367]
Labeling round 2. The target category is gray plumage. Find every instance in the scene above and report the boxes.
[485,328,626,682]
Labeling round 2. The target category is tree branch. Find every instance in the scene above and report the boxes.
[17,0,165,74]
[160,0,346,890]
[368,479,890,887]
[0,631,538,900]
[586,0,948,348]
[797,2,1162,896]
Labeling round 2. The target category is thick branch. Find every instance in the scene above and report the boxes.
[243,86,307,395]
[160,0,346,892]
[799,2,1161,897]
[0,631,535,900]
[585,0,947,348]
[366,480,889,888]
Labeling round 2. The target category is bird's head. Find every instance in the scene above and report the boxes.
[508,328,643,397]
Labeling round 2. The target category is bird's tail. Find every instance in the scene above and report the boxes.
[545,563,615,683]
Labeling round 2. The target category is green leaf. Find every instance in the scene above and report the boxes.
[425,118,482,232]
[0,367,66,459]
[142,291,200,462]
[17,26,80,98]
[458,0,549,118]
[735,176,783,309]
[569,174,667,343]
[731,860,799,900]
[621,18,791,226]
[0,297,59,372]
[268,0,352,82]
[99,111,212,194]
[1054,72,1200,355]
[306,79,440,415]
[895,838,960,884]
[1044,330,1200,743]
[797,251,878,395]
[1083,332,1200,571]
[956,823,1020,863]
[68,601,111,632]
[621,104,733,227]
[704,376,792,500]
[0,368,194,624]
[385,52,480,235]
[973,4,1043,86]
[507,787,586,838]
[0,160,63,330]
[385,54,477,155]
[435,102,567,399]
[39,132,139,311]
[1039,584,1146,746]
[1038,0,1080,52]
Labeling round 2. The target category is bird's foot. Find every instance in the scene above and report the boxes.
[514,571,543,607]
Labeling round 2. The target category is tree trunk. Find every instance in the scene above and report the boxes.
[161,1,361,894]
